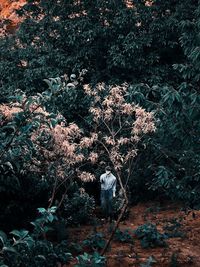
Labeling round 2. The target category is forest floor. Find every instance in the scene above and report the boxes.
[68,201,200,267]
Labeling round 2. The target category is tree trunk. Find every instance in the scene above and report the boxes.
[101,199,128,256]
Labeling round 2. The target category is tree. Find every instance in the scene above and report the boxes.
[78,82,156,254]
[0,0,197,100]
[123,81,200,206]
[173,2,200,86]
[0,88,94,229]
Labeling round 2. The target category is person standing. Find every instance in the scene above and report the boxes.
[100,166,117,222]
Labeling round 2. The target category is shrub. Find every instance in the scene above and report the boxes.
[114,229,134,244]
[0,238,73,267]
[63,192,95,226]
[75,252,106,267]
[0,207,73,267]
[82,232,106,251]
[134,223,167,248]
[163,218,184,238]
[0,90,96,230]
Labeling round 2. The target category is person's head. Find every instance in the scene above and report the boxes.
[105,166,111,175]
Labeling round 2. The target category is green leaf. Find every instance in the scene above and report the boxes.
[10,230,29,239]
[48,206,57,213]
[43,79,53,88]
[21,123,33,133]
[37,208,46,213]
[0,231,7,246]
[47,214,54,222]
[50,119,57,128]
[2,246,17,253]
[2,126,16,134]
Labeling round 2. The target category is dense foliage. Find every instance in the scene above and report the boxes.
[0,0,200,207]
[0,207,73,267]
[126,82,200,205]
[0,0,200,265]
[63,192,95,226]
[134,223,167,248]
[0,0,197,98]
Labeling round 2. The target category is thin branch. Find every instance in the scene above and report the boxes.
[102,117,114,137]
[97,139,111,158]
[101,201,128,256]
[48,171,59,208]
[114,113,132,137]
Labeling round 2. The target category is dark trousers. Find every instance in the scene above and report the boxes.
[101,189,113,219]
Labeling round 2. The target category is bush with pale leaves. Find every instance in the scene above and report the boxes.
[83,83,156,172]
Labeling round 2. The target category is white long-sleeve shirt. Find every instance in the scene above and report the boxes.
[100,172,117,193]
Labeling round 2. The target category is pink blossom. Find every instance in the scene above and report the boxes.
[80,137,94,148]
[118,137,130,145]
[88,152,98,163]
[78,171,96,182]
[121,103,133,115]
[89,107,101,121]
[83,84,92,96]
[75,154,85,162]
[104,136,116,145]
[104,108,113,121]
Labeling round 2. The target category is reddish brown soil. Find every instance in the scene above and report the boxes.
[0,0,25,33]
[68,202,200,267]
[0,0,25,20]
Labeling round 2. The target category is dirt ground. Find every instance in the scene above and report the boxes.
[68,201,200,267]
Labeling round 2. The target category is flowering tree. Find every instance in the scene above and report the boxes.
[0,92,95,210]
[81,83,156,254]
[82,82,156,183]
